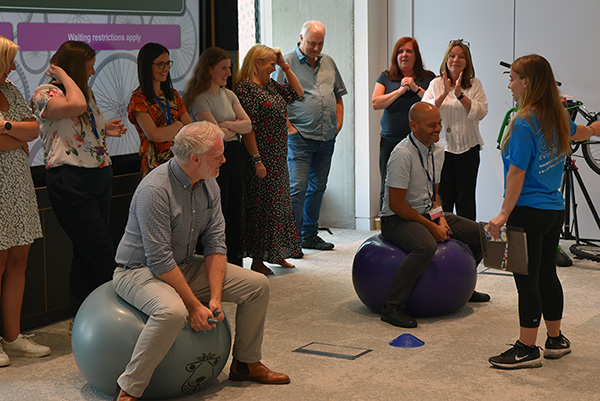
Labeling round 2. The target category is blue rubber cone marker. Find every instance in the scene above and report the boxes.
[389,333,425,348]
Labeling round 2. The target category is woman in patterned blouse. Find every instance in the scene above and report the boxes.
[128,43,192,177]
[32,41,126,316]
[0,35,49,366]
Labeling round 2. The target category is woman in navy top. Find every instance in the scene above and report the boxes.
[372,37,435,208]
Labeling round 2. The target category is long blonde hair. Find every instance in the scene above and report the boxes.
[237,44,276,84]
[0,35,18,77]
[502,54,571,157]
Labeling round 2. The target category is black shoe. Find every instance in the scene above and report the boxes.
[301,235,334,250]
[380,306,417,328]
[544,332,571,359]
[489,341,542,369]
[468,291,490,302]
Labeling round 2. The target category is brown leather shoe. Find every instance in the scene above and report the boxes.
[229,358,290,384]
[113,385,137,401]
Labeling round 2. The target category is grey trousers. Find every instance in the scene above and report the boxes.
[381,213,482,310]
[113,256,270,397]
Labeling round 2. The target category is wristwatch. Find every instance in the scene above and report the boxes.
[4,121,12,131]
[457,92,465,101]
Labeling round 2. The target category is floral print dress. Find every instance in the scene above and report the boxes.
[0,80,42,250]
[236,78,303,262]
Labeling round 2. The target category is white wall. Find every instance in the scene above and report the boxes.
[270,0,356,229]
[412,0,515,223]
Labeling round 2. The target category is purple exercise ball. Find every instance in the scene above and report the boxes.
[352,234,477,317]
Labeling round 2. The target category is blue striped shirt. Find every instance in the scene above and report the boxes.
[115,158,226,276]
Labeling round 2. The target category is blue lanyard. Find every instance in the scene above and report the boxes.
[409,135,436,202]
[88,106,99,139]
[154,95,172,125]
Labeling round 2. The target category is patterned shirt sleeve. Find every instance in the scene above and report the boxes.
[268,78,301,105]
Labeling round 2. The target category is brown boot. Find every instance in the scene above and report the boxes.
[113,385,137,401]
[229,358,290,384]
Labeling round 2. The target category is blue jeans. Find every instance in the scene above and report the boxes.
[287,133,335,239]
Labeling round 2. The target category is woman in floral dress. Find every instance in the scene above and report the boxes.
[0,35,48,366]
[32,41,126,316]
[236,44,304,275]
[128,42,192,177]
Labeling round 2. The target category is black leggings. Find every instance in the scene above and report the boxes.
[509,206,565,328]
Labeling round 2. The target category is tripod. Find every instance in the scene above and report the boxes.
[559,101,600,262]
[560,147,600,262]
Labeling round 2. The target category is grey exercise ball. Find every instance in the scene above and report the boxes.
[71,282,231,399]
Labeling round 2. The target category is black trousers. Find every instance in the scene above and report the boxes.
[46,165,115,315]
[509,206,565,328]
[381,213,482,309]
[208,140,244,267]
[439,145,480,220]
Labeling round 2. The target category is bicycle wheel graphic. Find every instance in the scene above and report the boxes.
[12,13,51,74]
[582,139,600,175]
[28,139,45,167]
[8,61,30,103]
[149,10,197,83]
[45,13,111,24]
[89,52,140,156]
[109,15,145,25]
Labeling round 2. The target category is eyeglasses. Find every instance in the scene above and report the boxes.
[449,39,470,48]
[152,60,174,70]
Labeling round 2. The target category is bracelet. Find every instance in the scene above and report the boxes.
[457,92,465,101]
[415,87,422,94]
[282,63,290,72]
[253,157,263,164]
[251,153,260,158]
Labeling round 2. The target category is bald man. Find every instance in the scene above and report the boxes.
[379,102,489,328]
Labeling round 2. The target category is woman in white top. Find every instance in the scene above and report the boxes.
[32,41,126,316]
[422,39,488,220]
[183,47,252,267]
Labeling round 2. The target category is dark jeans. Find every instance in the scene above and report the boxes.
[381,213,482,309]
[509,206,565,328]
[439,145,480,220]
[379,136,403,210]
[46,165,115,315]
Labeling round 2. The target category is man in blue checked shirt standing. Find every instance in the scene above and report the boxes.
[112,122,289,401]
[274,20,347,253]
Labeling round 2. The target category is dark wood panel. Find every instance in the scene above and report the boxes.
[0,155,141,332]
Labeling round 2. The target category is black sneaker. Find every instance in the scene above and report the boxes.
[489,341,542,369]
[544,332,571,359]
[301,235,334,250]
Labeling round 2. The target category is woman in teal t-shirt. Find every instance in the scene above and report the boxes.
[487,54,600,369]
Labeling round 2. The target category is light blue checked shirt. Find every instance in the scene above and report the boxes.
[115,158,226,276]
[273,45,347,142]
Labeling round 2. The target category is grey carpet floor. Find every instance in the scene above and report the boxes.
[2,228,599,401]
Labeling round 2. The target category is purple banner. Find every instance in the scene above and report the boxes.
[0,22,12,40]
[17,23,180,51]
